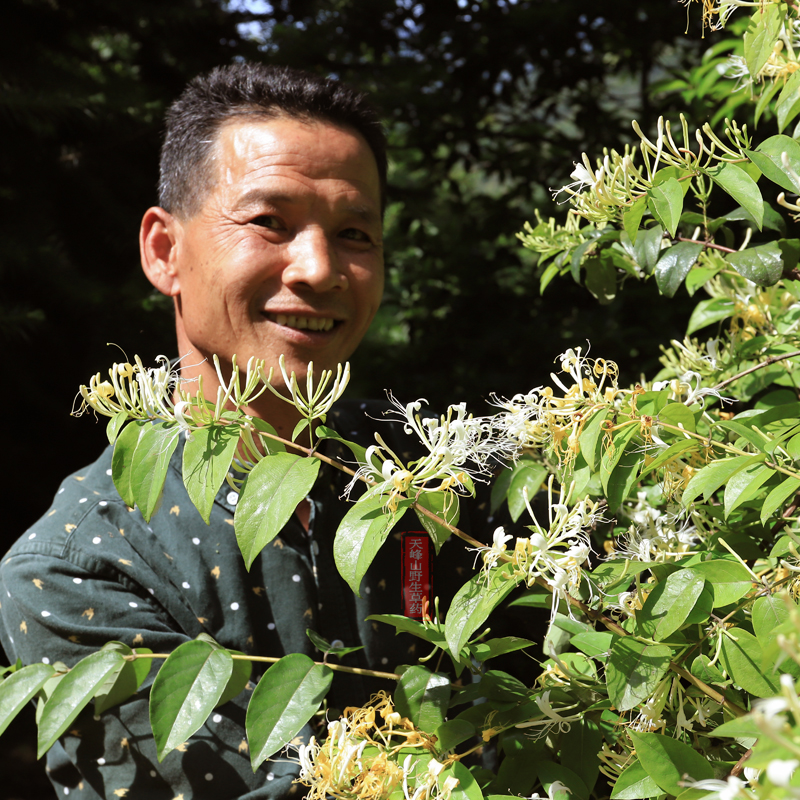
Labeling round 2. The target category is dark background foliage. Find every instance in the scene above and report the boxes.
[1,3,725,792]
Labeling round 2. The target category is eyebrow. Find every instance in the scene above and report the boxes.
[236,190,380,225]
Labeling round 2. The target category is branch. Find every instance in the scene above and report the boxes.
[677,236,736,254]
[712,350,800,392]
[125,652,400,681]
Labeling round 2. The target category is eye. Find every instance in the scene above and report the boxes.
[251,215,284,230]
[338,228,372,244]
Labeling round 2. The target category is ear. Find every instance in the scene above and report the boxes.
[140,207,183,297]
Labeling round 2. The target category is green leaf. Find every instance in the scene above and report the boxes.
[334,495,410,595]
[578,409,609,472]
[111,419,150,507]
[723,463,774,518]
[445,563,519,657]
[291,417,310,442]
[705,162,764,230]
[711,716,762,739]
[606,638,672,712]
[246,653,332,769]
[610,760,661,800]
[414,489,459,553]
[305,629,364,658]
[506,456,547,522]
[315,425,366,462]
[537,762,589,800]
[38,649,125,758]
[394,666,450,731]
[600,422,640,495]
[748,135,800,194]
[560,718,602,792]
[492,752,539,796]
[365,614,447,647]
[182,424,241,524]
[235,453,321,570]
[753,594,790,646]
[434,719,475,752]
[639,439,698,480]
[761,475,800,524]
[584,256,616,305]
[468,636,534,662]
[605,447,642,515]
[720,627,780,697]
[130,422,181,522]
[647,178,684,237]
[0,662,54,736]
[623,196,647,245]
[216,652,252,707]
[571,631,614,658]
[106,411,128,445]
[149,638,233,761]
[776,68,800,132]
[690,559,754,607]
[743,3,783,79]
[249,418,286,454]
[755,77,782,125]
[654,242,703,298]
[440,761,484,800]
[686,297,736,335]
[657,402,697,434]
[636,569,706,641]
[691,654,726,686]
[726,241,784,286]
[751,595,800,679]
[93,642,151,715]
[628,731,713,796]
[682,454,766,507]
[633,225,664,274]
[685,263,722,296]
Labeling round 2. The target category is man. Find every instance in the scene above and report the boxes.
[0,64,476,799]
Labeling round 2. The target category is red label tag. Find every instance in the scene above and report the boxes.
[401,532,431,619]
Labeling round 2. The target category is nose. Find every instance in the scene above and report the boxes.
[282,229,347,292]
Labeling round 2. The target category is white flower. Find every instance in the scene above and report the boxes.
[265,355,350,422]
[685,776,749,800]
[766,759,798,787]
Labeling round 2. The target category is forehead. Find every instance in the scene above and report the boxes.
[207,115,381,207]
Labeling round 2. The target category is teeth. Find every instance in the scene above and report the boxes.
[270,314,335,332]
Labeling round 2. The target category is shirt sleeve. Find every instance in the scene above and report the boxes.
[0,549,304,800]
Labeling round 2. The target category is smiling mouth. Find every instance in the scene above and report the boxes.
[264,313,338,332]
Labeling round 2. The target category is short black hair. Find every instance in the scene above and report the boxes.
[158,63,387,219]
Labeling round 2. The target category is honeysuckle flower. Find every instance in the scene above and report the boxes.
[492,348,622,464]
[75,354,181,420]
[265,354,350,423]
[529,780,571,800]
[766,759,799,787]
[476,527,513,571]
[293,691,446,800]
[685,776,752,800]
[515,691,582,739]
[611,497,700,562]
[346,395,520,511]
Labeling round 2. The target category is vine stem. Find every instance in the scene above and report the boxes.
[712,349,800,392]
[124,652,400,681]
[676,236,736,254]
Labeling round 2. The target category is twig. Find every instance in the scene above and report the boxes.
[730,748,753,777]
[668,662,747,717]
[712,350,800,392]
[125,652,400,681]
[677,236,736,254]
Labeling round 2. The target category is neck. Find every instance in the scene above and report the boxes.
[176,352,306,444]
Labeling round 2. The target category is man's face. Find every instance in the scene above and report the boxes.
[168,115,384,385]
